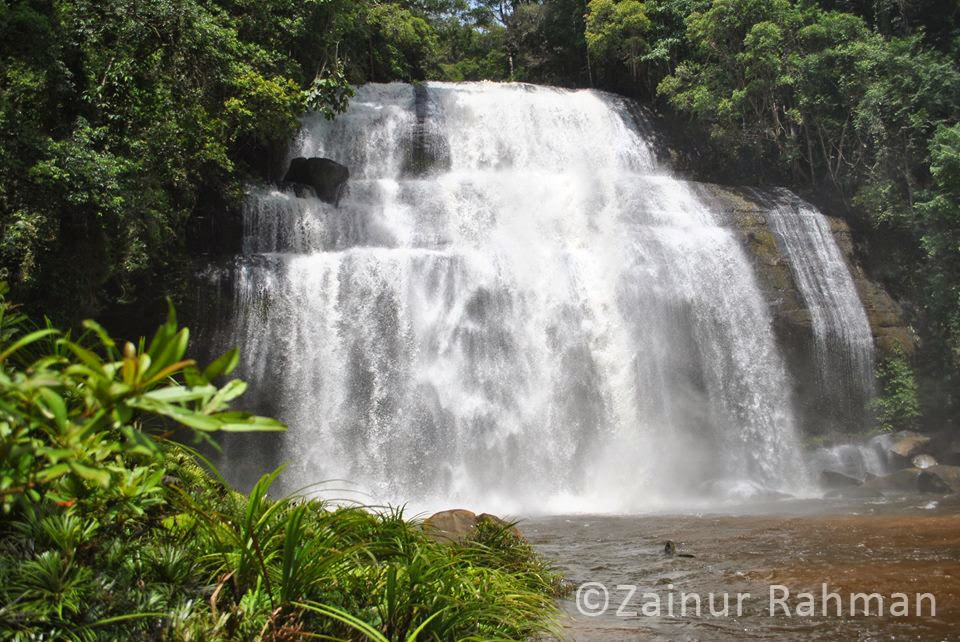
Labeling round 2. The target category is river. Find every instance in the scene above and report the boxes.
[525,497,960,640]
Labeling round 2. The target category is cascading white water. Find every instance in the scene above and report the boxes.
[810,441,888,481]
[758,189,875,429]
[214,82,819,512]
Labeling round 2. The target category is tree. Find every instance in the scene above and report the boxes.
[916,124,960,370]
[872,353,921,431]
[361,3,439,82]
[658,0,960,193]
[586,0,653,82]
[0,0,349,323]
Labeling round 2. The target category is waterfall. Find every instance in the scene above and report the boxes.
[758,189,875,431]
[211,82,822,512]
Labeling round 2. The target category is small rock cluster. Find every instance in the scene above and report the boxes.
[820,430,960,498]
[422,509,522,544]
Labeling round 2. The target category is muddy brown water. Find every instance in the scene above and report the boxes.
[524,496,960,641]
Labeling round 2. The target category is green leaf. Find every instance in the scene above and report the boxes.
[144,328,189,380]
[183,366,206,388]
[69,462,111,486]
[37,388,68,430]
[203,347,240,380]
[296,601,389,642]
[120,425,161,457]
[141,385,216,403]
[36,463,71,482]
[0,328,59,363]
[62,341,107,376]
[127,397,223,432]
[406,610,446,642]
[82,319,118,357]
[205,379,247,411]
[216,412,287,432]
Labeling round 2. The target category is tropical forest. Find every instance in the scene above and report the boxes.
[1,1,959,640]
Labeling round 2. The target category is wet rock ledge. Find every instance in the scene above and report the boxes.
[692,182,915,360]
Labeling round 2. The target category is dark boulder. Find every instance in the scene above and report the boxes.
[819,470,863,490]
[918,470,952,494]
[863,467,952,495]
[924,465,960,493]
[863,468,924,494]
[282,157,349,205]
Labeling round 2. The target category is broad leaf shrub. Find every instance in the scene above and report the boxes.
[0,288,561,641]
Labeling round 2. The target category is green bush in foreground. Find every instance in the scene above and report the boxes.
[0,290,562,641]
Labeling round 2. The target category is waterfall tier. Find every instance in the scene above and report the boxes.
[206,82,876,512]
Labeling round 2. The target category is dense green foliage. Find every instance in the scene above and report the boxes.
[0,288,284,514]
[1,0,320,321]
[916,125,960,372]
[0,292,561,640]
[13,3,960,634]
[872,352,922,432]
[1,0,958,420]
[0,0,589,324]
[586,0,651,81]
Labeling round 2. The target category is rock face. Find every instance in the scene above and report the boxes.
[477,512,522,538]
[696,183,915,361]
[863,468,920,493]
[690,182,916,435]
[928,431,960,466]
[881,430,935,469]
[406,84,450,176]
[282,157,350,205]
[710,187,914,354]
[918,470,953,494]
